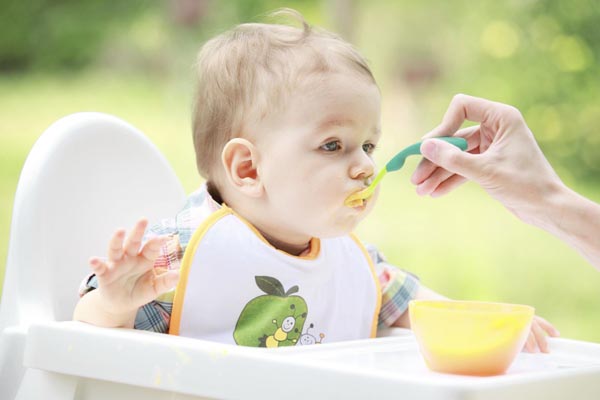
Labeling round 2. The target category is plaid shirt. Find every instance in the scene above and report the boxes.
[79,185,419,333]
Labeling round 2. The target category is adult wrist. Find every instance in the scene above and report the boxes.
[513,179,569,233]
[526,182,592,247]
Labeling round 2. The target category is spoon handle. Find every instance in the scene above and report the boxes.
[385,137,467,172]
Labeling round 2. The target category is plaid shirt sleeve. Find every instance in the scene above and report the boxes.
[365,244,420,328]
[131,222,182,333]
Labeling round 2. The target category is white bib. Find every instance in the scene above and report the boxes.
[169,207,381,347]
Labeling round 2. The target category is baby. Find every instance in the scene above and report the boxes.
[73,9,557,350]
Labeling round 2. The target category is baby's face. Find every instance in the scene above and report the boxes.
[254,72,381,241]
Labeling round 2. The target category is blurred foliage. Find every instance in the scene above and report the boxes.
[0,0,156,70]
[0,0,320,72]
[354,0,600,183]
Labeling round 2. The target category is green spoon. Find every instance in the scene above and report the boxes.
[345,137,468,207]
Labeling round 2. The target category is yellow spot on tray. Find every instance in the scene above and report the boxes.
[154,366,163,386]
[173,348,192,365]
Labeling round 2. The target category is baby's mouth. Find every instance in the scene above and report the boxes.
[345,176,375,207]
[346,197,365,208]
[345,187,372,208]
[346,190,373,208]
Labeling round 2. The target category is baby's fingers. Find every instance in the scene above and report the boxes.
[89,257,109,276]
[523,317,560,354]
[153,270,180,297]
[124,219,149,257]
[531,321,549,353]
[107,229,126,262]
[523,331,537,353]
[140,236,169,263]
[535,316,560,338]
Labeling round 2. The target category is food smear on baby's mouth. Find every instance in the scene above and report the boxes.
[346,198,364,208]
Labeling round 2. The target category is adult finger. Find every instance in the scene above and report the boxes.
[429,174,468,198]
[411,125,480,185]
[124,219,148,257]
[411,158,438,186]
[420,139,483,182]
[107,229,126,262]
[414,166,455,196]
[422,94,496,139]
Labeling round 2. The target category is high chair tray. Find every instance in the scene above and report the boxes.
[23,322,600,400]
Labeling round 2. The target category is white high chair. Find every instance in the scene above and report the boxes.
[2,113,600,400]
[0,113,186,399]
[1,113,406,400]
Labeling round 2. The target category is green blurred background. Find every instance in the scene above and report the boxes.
[2,0,600,341]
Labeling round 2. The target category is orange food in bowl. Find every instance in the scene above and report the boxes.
[409,300,534,376]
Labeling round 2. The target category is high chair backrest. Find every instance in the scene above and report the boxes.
[0,113,186,329]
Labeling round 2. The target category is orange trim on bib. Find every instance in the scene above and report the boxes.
[350,233,382,338]
[228,206,321,260]
[169,208,230,335]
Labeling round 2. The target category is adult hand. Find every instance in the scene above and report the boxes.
[411,94,563,227]
[412,94,600,270]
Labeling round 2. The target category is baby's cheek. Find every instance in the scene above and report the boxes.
[285,198,315,224]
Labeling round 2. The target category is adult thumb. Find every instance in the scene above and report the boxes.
[420,139,479,181]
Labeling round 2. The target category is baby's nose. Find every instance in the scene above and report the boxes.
[350,153,375,180]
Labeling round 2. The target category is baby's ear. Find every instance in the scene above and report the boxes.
[221,138,263,197]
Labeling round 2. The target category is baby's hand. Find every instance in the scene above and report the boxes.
[89,219,179,317]
[523,315,560,353]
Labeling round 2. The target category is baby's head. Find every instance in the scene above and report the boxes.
[192,9,381,250]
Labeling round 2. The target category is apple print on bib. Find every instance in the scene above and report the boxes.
[233,276,308,347]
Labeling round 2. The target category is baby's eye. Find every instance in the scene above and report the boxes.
[320,141,341,152]
[362,143,376,154]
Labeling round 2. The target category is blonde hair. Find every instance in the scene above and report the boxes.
[192,8,376,180]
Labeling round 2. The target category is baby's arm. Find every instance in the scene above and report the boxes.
[73,219,179,328]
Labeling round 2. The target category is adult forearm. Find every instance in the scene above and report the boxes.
[535,185,600,270]
[73,290,137,329]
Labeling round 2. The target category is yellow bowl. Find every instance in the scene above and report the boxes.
[409,300,534,376]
